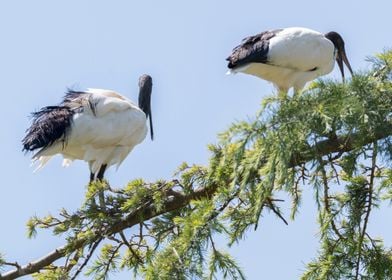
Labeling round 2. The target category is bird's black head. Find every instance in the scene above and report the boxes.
[138,74,154,140]
[325,31,354,81]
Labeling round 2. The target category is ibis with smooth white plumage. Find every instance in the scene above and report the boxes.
[22,74,154,183]
[227,27,353,94]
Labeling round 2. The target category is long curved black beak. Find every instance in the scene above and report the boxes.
[336,47,354,82]
[138,74,154,140]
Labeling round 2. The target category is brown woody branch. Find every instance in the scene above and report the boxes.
[1,125,391,280]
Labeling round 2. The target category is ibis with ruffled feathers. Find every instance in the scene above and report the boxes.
[227,27,353,94]
[22,74,154,183]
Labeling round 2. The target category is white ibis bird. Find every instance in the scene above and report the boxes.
[22,74,153,183]
[227,27,353,94]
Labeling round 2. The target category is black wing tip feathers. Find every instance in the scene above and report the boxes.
[227,29,282,69]
[22,106,74,152]
[23,88,90,153]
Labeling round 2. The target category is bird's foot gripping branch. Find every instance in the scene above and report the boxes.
[2,50,392,280]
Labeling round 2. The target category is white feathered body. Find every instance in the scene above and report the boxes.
[34,89,148,175]
[229,27,336,91]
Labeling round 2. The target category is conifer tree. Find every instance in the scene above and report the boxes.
[1,50,392,280]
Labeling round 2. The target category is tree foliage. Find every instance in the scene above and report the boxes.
[1,50,392,280]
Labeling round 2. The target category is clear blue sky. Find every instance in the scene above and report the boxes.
[1,1,391,279]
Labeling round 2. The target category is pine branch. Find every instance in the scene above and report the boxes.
[1,123,392,280]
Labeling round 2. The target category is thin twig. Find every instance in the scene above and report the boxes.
[355,142,377,280]
[70,238,102,280]
[266,198,288,225]
[103,244,122,277]
[119,231,131,247]
[209,234,217,253]
[319,163,344,240]
[365,232,378,250]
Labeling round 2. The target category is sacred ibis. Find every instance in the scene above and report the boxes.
[227,27,353,94]
[22,74,153,183]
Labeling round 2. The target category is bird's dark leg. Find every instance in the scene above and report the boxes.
[89,172,95,183]
[97,164,107,208]
[88,171,99,208]
[97,164,107,181]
